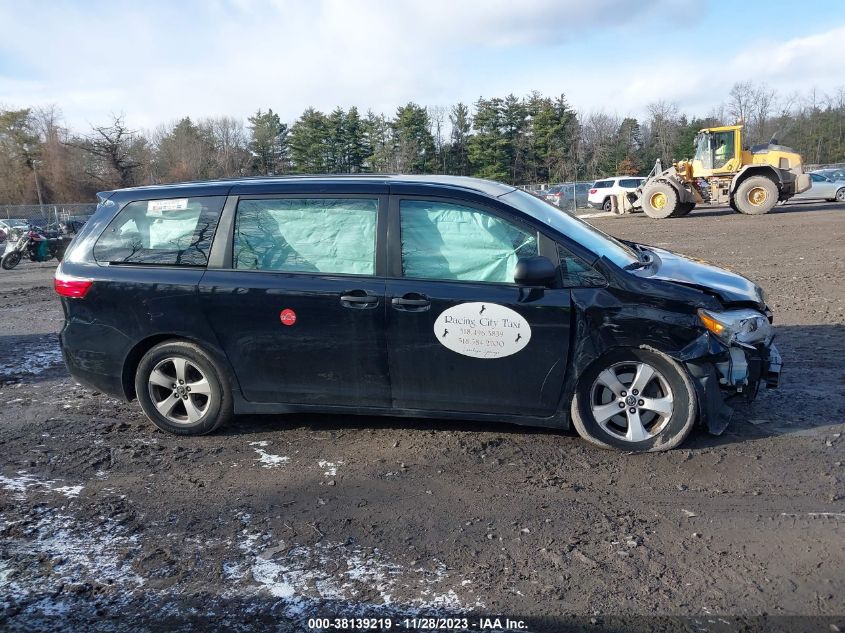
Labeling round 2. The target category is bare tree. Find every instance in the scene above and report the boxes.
[582,111,620,178]
[728,81,755,125]
[427,105,447,173]
[73,114,144,187]
[647,101,681,165]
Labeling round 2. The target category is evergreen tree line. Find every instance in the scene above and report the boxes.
[1,81,844,204]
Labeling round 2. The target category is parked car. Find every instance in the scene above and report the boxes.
[543,184,565,207]
[812,168,845,182]
[588,177,646,212]
[791,172,845,202]
[56,175,780,452]
[0,219,29,242]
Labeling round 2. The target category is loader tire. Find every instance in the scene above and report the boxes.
[734,176,778,215]
[675,202,695,216]
[641,182,683,219]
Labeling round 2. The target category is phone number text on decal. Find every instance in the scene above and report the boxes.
[307,618,393,629]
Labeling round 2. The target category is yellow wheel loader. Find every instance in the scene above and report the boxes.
[632,125,811,218]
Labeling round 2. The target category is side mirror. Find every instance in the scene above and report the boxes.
[514,256,556,287]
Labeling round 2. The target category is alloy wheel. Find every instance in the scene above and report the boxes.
[148,356,213,425]
[589,361,674,442]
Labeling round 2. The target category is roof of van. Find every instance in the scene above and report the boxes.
[101,175,517,201]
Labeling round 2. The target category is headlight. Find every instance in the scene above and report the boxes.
[698,308,772,345]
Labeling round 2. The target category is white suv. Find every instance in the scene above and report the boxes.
[588,177,645,212]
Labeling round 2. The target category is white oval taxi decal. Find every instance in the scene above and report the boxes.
[434,302,531,359]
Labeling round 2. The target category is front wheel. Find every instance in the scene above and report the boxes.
[641,182,684,218]
[675,202,695,216]
[734,176,778,215]
[135,340,233,435]
[1,251,22,270]
[571,348,697,452]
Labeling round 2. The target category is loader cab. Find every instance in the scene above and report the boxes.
[692,126,742,175]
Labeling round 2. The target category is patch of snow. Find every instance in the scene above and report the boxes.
[249,440,270,447]
[53,485,83,498]
[223,526,481,621]
[318,460,342,477]
[0,509,144,615]
[0,472,83,500]
[251,447,289,468]
[0,341,63,377]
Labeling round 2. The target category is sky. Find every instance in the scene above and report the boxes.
[1,0,844,132]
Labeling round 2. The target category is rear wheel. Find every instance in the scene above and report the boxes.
[602,198,613,213]
[1,251,22,270]
[836,187,845,202]
[641,182,684,219]
[571,348,697,452]
[135,340,233,435]
[734,175,778,215]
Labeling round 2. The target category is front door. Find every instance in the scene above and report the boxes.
[200,195,391,407]
[385,197,572,417]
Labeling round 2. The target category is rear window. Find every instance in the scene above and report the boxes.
[593,181,612,188]
[94,196,224,266]
[619,178,643,188]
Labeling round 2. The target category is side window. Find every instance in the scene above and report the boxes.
[557,244,605,288]
[594,181,611,189]
[810,173,824,182]
[233,198,378,275]
[94,196,224,266]
[400,200,537,284]
[619,178,641,188]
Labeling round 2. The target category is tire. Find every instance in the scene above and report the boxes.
[602,198,613,213]
[675,202,695,216]
[135,340,233,435]
[733,175,778,215]
[836,188,845,202]
[570,347,697,452]
[641,182,684,219]
[1,251,22,270]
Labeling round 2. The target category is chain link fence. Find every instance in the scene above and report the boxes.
[0,203,98,229]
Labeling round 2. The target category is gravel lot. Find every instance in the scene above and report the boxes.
[1,201,843,632]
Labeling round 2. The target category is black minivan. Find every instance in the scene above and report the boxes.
[56,175,781,452]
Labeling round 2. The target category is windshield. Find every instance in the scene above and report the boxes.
[693,132,709,163]
[500,189,639,267]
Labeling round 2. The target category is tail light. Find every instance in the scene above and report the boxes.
[590,189,597,194]
[54,267,92,298]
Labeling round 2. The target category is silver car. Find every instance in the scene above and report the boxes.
[792,172,845,202]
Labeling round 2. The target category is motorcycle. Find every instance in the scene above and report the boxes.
[1,224,72,270]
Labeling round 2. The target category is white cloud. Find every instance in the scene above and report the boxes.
[0,0,840,132]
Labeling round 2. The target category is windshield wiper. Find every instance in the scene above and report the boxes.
[623,243,653,269]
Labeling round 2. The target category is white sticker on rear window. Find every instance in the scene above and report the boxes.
[147,198,189,214]
[434,302,531,359]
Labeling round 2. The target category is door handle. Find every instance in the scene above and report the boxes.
[391,294,431,311]
[391,298,429,306]
[341,295,378,304]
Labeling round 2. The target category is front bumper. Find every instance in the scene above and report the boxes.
[687,338,782,435]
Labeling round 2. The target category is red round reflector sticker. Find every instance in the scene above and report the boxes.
[280,308,297,326]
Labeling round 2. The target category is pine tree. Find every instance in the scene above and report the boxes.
[289,107,329,173]
[247,109,288,175]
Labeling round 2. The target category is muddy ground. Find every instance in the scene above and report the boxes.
[0,201,843,632]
